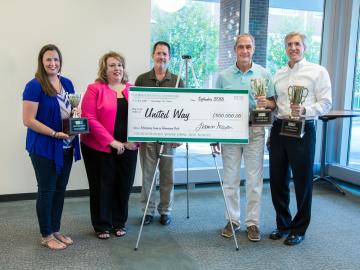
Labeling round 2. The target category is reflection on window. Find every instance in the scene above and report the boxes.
[264,0,325,162]
[151,0,219,88]
[151,0,221,170]
[348,31,360,170]
[266,1,324,75]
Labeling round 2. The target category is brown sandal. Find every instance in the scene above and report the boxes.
[54,232,73,245]
[41,235,67,250]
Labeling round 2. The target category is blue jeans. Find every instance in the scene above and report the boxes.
[30,148,73,237]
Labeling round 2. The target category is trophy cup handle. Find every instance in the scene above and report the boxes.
[288,86,294,104]
[250,79,256,95]
[301,87,309,104]
[264,78,269,94]
[260,80,266,96]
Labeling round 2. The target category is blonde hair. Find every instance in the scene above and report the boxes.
[96,51,128,84]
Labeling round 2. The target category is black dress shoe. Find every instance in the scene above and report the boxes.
[284,233,305,246]
[142,215,153,225]
[160,214,171,225]
[269,229,289,240]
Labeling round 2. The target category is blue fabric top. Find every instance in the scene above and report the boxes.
[215,63,274,110]
[23,76,81,173]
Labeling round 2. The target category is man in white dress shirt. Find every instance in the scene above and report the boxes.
[269,32,332,245]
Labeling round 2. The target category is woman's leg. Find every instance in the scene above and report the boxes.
[81,143,103,232]
[113,149,138,229]
[30,154,58,238]
[51,148,73,233]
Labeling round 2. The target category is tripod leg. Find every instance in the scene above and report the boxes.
[175,61,184,88]
[189,59,200,88]
[210,144,239,251]
[186,142,189,219]
[135,144,165,251]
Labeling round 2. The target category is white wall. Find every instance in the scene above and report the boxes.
[0,0,151,195]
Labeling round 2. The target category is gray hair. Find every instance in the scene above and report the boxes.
[284,32,307,49]
[234,33,255,50]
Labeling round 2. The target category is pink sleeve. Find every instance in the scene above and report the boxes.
[81,84,114,147]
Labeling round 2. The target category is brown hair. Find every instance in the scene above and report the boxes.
[96,51,129,84]
[35,44,62,96]
[152,41,171,56]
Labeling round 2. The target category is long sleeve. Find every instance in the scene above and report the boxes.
[81,84,114,149]
[304,67,332,117]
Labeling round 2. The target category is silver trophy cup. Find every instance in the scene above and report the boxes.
[280,85,309,138]
[250,78,272,126]
[62,93,89,135]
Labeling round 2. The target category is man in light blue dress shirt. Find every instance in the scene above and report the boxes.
[215,33,276,241]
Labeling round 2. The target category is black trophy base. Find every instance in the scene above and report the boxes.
[251,109,273,127]
[62,118,89,135]
[279,118,305,138]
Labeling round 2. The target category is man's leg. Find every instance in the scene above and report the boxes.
[221,144,242,236]
[287,122,316,235]
[269,121,292,232]
[140,143,158,217]
[243,127,265,229]
[158,143,175,216]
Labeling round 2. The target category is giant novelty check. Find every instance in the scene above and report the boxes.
[127,87,249,144]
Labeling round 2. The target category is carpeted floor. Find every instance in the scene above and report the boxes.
[0,181,359,270]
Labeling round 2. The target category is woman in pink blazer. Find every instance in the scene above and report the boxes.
[81,52,138,239]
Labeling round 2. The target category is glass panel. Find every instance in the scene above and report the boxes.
[151,0,220,88]
[266,1,325,75]
[348,25,360,170]
[265,0,325,166]
[151,0,222,170]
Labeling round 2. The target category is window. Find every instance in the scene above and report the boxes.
[261,0,325,164]
[151,0,220,88]
[149,0,326,178]
[151,0,223,175]
[266,0,325,75]
[348,19,360,170]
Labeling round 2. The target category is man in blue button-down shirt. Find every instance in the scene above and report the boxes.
[216,33,276,242]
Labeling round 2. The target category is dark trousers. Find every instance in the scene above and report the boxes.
[30,148,73,237]
[81,143,138,232]
[269,120,316,235]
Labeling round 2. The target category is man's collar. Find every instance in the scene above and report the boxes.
[232,62,254,74]
[149,68,171,80]
[287,58,306,69]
